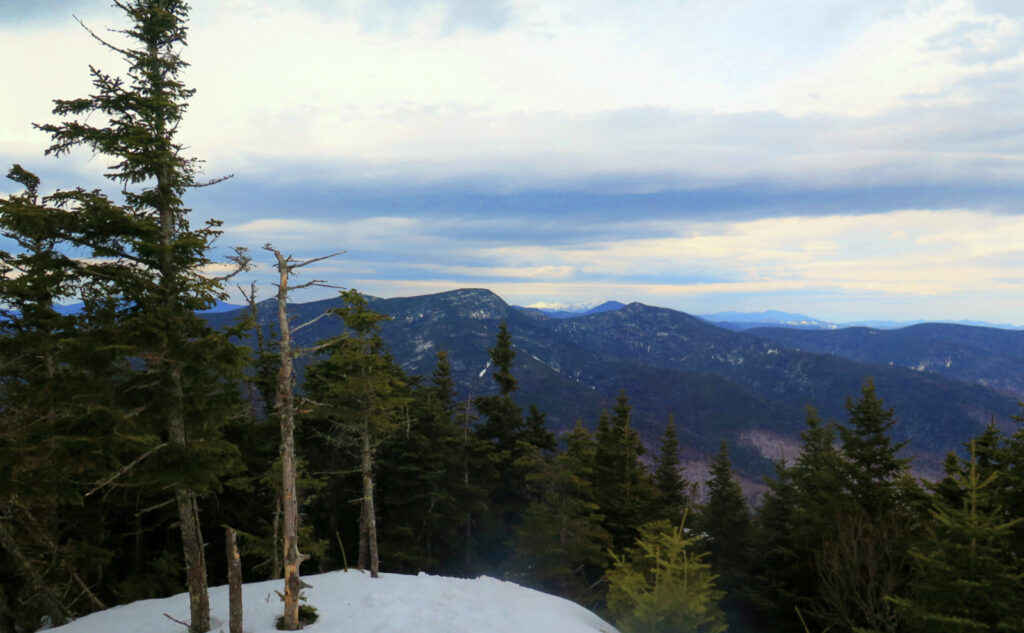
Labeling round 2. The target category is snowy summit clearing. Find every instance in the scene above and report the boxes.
[47,570,619,633]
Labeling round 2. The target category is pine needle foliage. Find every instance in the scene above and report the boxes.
[890,441,1024,633]
[607,515,727,633]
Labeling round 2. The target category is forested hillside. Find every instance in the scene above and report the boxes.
[748,322,1024,399]
[208,288,1021,476]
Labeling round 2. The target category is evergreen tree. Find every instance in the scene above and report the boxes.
[891,441,1024,633]
[653,416,689,523]
[7,3,248,629]
[0,166,123,627]
[377,351,476,574]
[815,382,919,633]
[747,460,801,631]
[762,408,846,630]
[698,441,752,628]
[304,290,409,578]
[523,405,557,454]
[838,379,913,517]
[607,517,727,633]
[593,392,656,550]
[472,322,540,570]
[507,421,611,602]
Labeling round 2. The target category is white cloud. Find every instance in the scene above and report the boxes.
[8,0,1024,188]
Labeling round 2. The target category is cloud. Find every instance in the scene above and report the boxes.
[8,0,1024,196]
[0,0,107,24]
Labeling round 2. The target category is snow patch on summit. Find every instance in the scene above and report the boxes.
[47,571,618,633]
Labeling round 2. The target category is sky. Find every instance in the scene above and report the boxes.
[4,0,1024,323]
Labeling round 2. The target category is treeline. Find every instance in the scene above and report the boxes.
[2,3,1024,633]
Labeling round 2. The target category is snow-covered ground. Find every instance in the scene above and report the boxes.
[48,571,619,633]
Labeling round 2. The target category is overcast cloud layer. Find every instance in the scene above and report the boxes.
[4,0,1024,322]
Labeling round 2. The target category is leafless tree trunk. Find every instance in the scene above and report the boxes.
[272,248,306,630]
[360,427,380,578]
[265,246,341,629]
[226,528,243,633]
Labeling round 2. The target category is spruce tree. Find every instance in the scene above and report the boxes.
[607,517,727,633]
[0,167,117,627]
[472,322,536,570]
[815,382,919,633]
[770,408,846,629]
[838,379,913,517]
[747,460,801,631]
[593,391,656,550]
[653,416,689,523]
[10,3,248,629]
[377,351,475,573]
[698,441,752,628]
[507,421,611,602]
[891,441,1024,632]
[303,290,409,578]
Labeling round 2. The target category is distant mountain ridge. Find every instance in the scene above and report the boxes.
[746,323,1024,400]
[700,309,1024,332]
[514,300,626,319]
[206,288,1020,478]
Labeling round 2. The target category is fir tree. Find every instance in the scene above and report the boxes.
[524,405,557,454]
[653,416,689,524]
[0,166,120,627]
[764,408,846,629]
[11,3,249,629]
[838,379,913,517]
[303,290,410,578]
[377,351,476,574]
[607,516,727,633]
[507,421,611,602]
[472,323,539,570]
[891,441,1024,633]
[747,459,801,631]
[698,440,752,628]
[815,383,919,633]
[593,392,656,550]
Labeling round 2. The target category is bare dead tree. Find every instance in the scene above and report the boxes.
[264,244,342,630]
[226,527,243,633]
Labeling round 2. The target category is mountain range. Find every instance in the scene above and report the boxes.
[207,289,1023,480]
[698,309,1024,332]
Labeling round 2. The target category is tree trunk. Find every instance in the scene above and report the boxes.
[226,528,243,633]
[361,429,380,578]
[358,507,369,572]
[0,517,69,626]
[463,395,473,575]
[165,361,210,633]
[175,487,209,633]
[272,249,307,630]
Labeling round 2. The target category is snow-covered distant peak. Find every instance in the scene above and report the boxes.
[49,571,618,633]
[525,300,604,312]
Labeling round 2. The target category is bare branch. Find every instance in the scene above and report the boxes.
[136,497,176,517]
[85,443,167,497]
[74,16,131,57]
[163,613,191,629]
[290,251,345,270]
[189,174,234,188]
[291,310,333,335]
[302,340,336,354]
[289,279,340,291]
